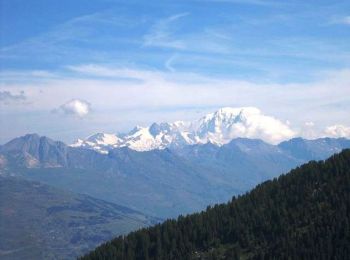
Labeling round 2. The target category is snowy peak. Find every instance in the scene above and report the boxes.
[71,107,296,152]
[122,121,193,151]
[86,133,122,145]
[194,107,260,143]
[199,107,259,123]
[193,107,294,145]
[71,133,123,153]
[123,126,162,151]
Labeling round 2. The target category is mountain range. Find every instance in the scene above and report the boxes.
[71,107,295,153]
[1,121,350,259]
[1,133,349,219]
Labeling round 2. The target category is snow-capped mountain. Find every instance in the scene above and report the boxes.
[70,133,124,153]
[71,107,296,152]
[194,107,294,145]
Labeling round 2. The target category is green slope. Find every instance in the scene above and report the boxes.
[80,149,350,259]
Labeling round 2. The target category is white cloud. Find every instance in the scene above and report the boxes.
[195,107,296,144]
[324,125,350,138]
[57,99,91,117]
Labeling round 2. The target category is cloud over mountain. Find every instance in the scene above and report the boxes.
[194,107,295,144]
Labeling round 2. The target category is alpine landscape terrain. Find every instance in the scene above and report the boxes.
[1,0,350,259]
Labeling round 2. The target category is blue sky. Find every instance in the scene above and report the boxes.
[1,0,350,143]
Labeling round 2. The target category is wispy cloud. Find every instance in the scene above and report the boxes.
[144,18,234,57]
[0,11,140,62]
[332,16,350,25]
[164,54,178,72]
[2,4,349,85]
[66,64,164,82]
[143,13,189,49]
[343,16,350,25]
[0,70,57,83]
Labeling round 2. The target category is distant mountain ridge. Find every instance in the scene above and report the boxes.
[1,133,350,219]
[71,107,296,152]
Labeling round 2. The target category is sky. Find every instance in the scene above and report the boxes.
[1,0,350,143]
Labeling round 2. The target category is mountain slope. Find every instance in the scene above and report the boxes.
[0,177,157,260]
[80,149,350,260]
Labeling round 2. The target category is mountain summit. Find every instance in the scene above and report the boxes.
[71,107,295,152]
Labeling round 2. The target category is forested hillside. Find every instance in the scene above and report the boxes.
[81,149,350,259]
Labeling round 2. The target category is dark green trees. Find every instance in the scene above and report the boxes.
[81,149,350,260]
